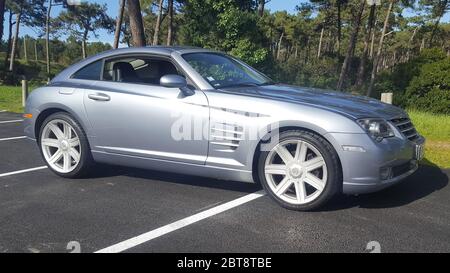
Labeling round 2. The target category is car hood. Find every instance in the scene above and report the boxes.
[220,84,406,120]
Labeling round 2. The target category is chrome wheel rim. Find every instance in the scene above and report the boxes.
[41,119,81,173]
[264,139,328,205]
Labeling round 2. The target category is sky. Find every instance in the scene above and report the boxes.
[1,0,299,45]
[2,0,449,46]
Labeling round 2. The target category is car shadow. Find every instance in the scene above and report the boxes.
[79,160,448,210]
[79,163,261,194]
[321,160,449,211]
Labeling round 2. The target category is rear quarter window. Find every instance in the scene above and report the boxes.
[72,60,103,81]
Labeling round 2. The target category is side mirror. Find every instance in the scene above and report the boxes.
[160,74,187,88]
[160,74,194,96]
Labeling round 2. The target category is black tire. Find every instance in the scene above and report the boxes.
[38,112,94,178]
[257,130,341,211]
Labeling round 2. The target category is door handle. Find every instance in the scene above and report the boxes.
[88,93,110,101]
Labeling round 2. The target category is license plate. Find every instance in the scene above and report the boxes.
[414,143,424,160]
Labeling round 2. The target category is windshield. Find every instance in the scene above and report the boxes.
[182,52,274,89]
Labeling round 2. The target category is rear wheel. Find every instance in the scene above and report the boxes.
[38,112,94,178]
[258,130,341,211]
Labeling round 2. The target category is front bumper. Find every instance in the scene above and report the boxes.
[327,132,425,195]
[23,109,39,140]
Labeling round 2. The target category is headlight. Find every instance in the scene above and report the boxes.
[357,118,394,142]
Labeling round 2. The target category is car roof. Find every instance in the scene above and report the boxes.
[99,46,218,57]
[51,46,219,83]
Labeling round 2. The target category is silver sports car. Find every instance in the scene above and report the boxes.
[24,46,425,210]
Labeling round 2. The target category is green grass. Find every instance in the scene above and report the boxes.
[408,110,450,141]
[0,85,29,113]
[0,85,448,168]
[408,110,450,169]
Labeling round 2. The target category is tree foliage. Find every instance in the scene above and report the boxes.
[1,0,450,113]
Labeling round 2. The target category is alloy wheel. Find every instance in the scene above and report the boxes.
[41,119,81,173]
[264,139,328,205]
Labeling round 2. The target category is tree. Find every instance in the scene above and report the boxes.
[45,0,64,80]
[3,6,14,71]
[153,0,165,45]
[335,0,349,55]
[127,0,146,46]
[336,0,366,90]
[273,11,290,60]
[6,0,46,73]
[258,0,271,17]
[310,0,343,56]
[420,0,450,46]
[0,0,5,43]
[367,0,396,96]
[355,3,377,89]
[57,3,114,59]
[113,0,126,49]
[9,9,21,72]
[166,0,173,45]
[404,56,450,114]
[45,0,52,78]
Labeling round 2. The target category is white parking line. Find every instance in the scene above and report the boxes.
[95,190,266,253]
[0,136,27,142]
[0,119,23,124]
[0,110,6,113]
[0,166,48,178]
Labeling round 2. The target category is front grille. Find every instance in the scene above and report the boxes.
[390,117,419,141]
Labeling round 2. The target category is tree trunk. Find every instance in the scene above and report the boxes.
[406,26,419,61]
[336,0,365,90]
[0,0,5,43]
[428,0,448,47]
[153,0,164,45]
[369,31,375,58]
[113,0,125,49]
[127,0,146,46]
[304,38,310,64]
[355,3,376,89]
[46,0,52,78]
[34,40,38,62]
[295,43,298,59]
[317,26,324,58]
[24,36,28,63]
[258,0,265,17]
[367,0,395,97]
[3,12,13,71]
[277,32,284,60]
[9,11,22,72]
[82,30,88,59]
[336,1,341,54]
[166,0,173,45]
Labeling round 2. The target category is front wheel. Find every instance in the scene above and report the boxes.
[257,130,341,211]
[38,112,94,178]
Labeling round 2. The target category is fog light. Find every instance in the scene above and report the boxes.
[380,167,392,180]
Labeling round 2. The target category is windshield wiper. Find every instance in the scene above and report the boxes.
[220,82,275,88]
[220,82,259,88]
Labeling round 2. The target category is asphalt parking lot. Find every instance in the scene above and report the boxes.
[0,111,449,253]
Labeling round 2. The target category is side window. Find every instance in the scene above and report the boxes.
[102,56,181,85]
[72,60,103,81]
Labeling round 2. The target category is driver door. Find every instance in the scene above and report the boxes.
[83,55,210,165]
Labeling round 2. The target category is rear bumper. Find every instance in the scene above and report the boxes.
[326,133,425,195]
